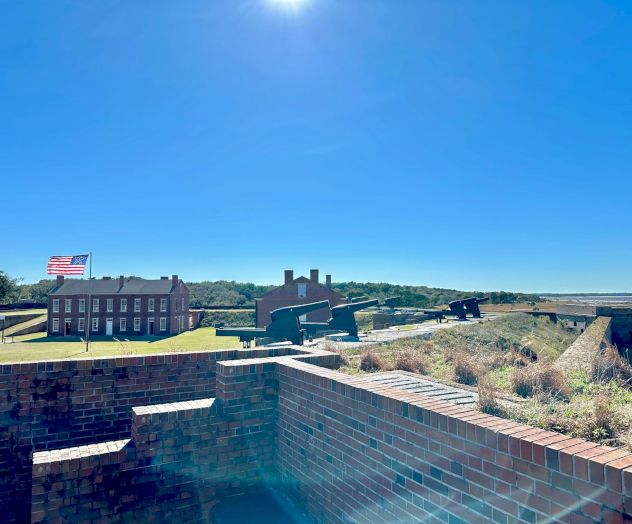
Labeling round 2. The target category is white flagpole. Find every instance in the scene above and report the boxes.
[86,253,92,352]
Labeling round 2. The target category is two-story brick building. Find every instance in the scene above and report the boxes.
[255,269,346,328]
[47,275,189,337]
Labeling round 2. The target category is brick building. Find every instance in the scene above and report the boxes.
[47,275,189,337]
[255,269,346,328]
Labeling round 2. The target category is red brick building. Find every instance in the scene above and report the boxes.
[47,275,189,337]
[255,269,346,328]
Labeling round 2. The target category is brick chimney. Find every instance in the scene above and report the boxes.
[102,276,111,280]
[310,269,319,284]
[284,269,294,285]
[325,274,332,287]
[119,275,125,289]
[172,275,179,288]
[56,275,64,286]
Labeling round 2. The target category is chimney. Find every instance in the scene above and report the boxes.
[102,276,111,280]
[325,274,332,287]
[160,276,169,280]
[56,275,64,286]
[284,269,294,285]
[119,275,124,288]
[172,274,179,288]
[310,269,319,284]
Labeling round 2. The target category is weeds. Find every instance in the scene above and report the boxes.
[394,348,428,374]
[510,364,569,400]
[360,349,385,372]
[477,375,502,416]
[452,352,480,385]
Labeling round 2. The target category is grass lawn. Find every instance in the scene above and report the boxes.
[0,327,241,362]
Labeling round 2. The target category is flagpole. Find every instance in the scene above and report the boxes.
[86,252,92,352]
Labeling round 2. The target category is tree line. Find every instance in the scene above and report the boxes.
[0,271,541,308]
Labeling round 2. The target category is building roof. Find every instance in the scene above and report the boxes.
[50,277,182,296]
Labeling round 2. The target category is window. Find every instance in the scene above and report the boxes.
[134,298,141,312]
[52,318,59,332]
[91,318,98,332]
[93,299,99,313]
[175,299,179,311]
[65,299,72,313]
[160,317,167,331]
[52,299,59,313]
[120,318,127,331]
[298,283,307,298]
[148,298,154,312]
[120,298,127,313]
[134,318,141,331]
[160,298,167,312]
[79,299,85,313]
[107,298,113,312]
[78,318,85,332]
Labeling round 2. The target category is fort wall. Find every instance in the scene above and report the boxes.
[31,355,632,524]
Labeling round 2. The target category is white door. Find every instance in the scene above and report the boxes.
[106,319,113,336]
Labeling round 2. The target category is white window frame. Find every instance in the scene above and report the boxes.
[91,318,99,332]
[134,298,141,312]
[78,318,85,332]
[160,317,166,331]
[52,299,59,313]
[93,298,99,313]
[79,299,85,313]
[160,298,167,312]
[148,298,154,312]
[134,317,141,332]
[120,298,127,313]
[52,318,59,332]
[298,283,307,298]
[120,318,127,332]
[106,298,113,313]
[65,299,72,313]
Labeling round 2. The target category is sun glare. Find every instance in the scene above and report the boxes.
[267,0,308,12]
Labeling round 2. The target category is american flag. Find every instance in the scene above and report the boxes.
[47,255,89,275]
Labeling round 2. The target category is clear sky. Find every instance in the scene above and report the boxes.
[1,0,631,292]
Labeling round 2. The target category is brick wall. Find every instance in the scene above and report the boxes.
[276,359,632,523]
[555,316,612,374]
[0,346,311,523]
[30,352,632,524]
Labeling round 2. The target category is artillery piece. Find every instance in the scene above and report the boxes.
[302,298,379,340]
[423,296,490,322]
[216,300,330,347]
[461,296,489,318]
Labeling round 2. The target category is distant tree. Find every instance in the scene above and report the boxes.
[0,271,20,304]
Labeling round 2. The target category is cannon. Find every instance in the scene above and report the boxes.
[216,300,330,347]
[423,296,490,322]
[302,299,379,339]
[461,297,489,318]
[350,296,369,303]
[381,296,401,308]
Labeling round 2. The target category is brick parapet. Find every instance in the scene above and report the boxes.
[555,316,612,374]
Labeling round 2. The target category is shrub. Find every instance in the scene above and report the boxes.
[477,375,501,415]
[510,364,569,400]
[360,349,384,372]
[395,348,428,374]
[592,345,632,386]
[452,352,480,385]
[592,394,615,440]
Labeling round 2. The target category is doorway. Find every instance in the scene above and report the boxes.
[64,320,71,336]
[148,318,154,336]
[106,319,113,336]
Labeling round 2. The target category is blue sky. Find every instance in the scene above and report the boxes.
[1,1,631,292]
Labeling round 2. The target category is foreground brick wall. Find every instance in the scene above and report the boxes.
[0,346,308,524]
[30,354,335,523]
[276,359,632,523]
[27,351,632,524]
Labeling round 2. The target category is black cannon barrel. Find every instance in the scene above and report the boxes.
[270,300,330,321]
[332,299,379,315]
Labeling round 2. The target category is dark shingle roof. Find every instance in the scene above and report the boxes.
[50,277,177,295]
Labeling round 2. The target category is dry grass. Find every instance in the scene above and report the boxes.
[322,342,350,367]
[452,352,480,385]
[592,345,632,386]
[394,347,428,374]
[477,375,501,415]
[360,349,385,372]
[510,364,569,400]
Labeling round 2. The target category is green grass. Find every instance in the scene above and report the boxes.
[0,327,241,362]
